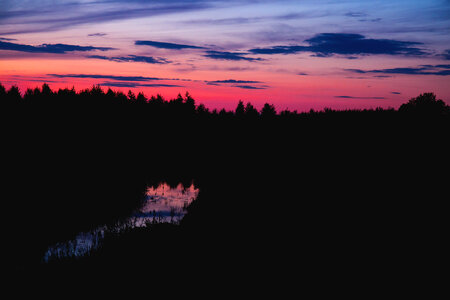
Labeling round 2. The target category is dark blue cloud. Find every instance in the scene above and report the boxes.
[0,41,113,53]
[205,79,266,89]
[249,45,309,55]
[345,12,382,23]
[391,92,402,95]
[345,12,368,18]
[431,64,450,69]
[441,50,450,60]
[135,40,205,50]
[88,55,171,64]
[99,82,182,88]
[233,85,267,90]
[249,33,427,57]
[204,51,263,61]
[0,37,17,41]
[88,33,107,37]
[306,33,426,56]
[206,79,262,85]
[48,74,164,82]
[347,64,450,76]
[47,74,195,85]
[358,18,382,22]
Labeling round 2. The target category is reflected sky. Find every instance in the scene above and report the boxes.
[43,182,199,262]
[141,183,199,221]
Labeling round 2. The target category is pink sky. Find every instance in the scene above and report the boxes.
[1,0,449,111]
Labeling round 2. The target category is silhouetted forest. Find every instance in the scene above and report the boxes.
[2,83,449,292]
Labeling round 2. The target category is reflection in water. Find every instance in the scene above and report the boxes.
[137,183,199,225]
[44,182,199,262]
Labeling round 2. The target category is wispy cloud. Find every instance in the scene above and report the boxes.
[0,1,213,35]
[135,40,205,50]
[88,55,171,64]
[0,41,113,53]
[441,49,450,60]
[0,37,17,41]
[204,51,263,61]
[183,17,260,26]
[345,12,368,18]
[335,96,386,99]
[182,11,327,26]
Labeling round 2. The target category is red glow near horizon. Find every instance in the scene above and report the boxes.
[2,71,448,112]
[1,1,449,111]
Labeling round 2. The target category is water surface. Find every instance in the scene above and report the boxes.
[44,182,199,262]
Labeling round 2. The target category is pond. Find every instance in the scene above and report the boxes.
[43,182,199,262]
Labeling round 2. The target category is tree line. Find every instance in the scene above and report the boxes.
[1,83,449,118]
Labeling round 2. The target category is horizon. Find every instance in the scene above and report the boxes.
[1,0,449,111]
[4,82,449,117]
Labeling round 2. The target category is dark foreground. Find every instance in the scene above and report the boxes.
[2,86,448,294]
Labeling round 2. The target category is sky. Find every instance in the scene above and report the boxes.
[0,0,449,111]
